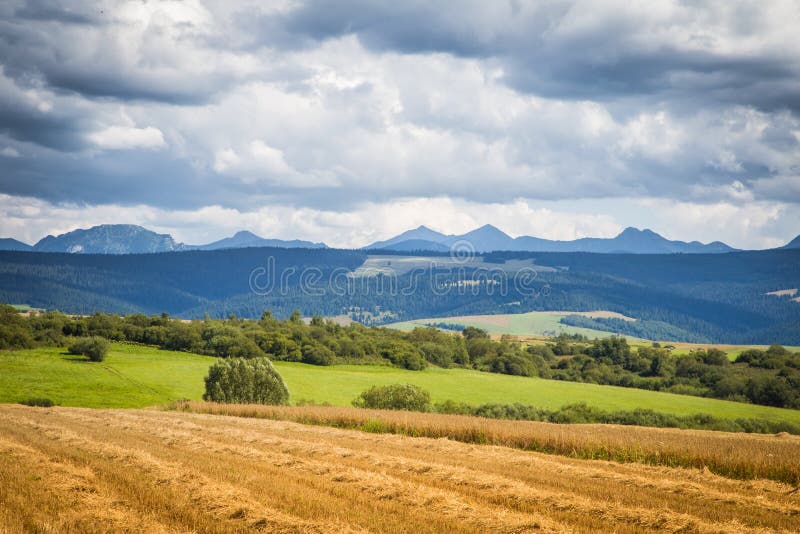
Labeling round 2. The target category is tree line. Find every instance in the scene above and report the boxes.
[1,304,799,409]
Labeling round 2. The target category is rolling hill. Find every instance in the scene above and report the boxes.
[1,246,799,343]
[189,230,326,250]
[0,238,31,251]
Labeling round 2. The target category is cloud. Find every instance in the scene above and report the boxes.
[0,1,798,247]
[1,0,261,104]
[1,147,20,157]
[257,0,800,111]
[87,125,166,150]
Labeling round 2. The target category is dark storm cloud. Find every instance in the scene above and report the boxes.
[254,0,800,113]
[0,1,234,106]
[11,0,98,25]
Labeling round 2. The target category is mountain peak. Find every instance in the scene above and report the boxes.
[0,237,33,251]
[33,224,179,254]
[782,234,800,249]
[466,223,509,237]
[232,230,260,239]
[618,226,649,235]
[365,225,448,250]
[616,227,662,239]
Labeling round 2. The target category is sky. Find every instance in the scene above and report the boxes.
[1,0,799,249]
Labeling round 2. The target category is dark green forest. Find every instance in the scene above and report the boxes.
[1,247,798,344]
[2,306,799,410]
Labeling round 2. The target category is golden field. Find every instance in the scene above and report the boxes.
[174,402,800,485]
[2,404,800,532]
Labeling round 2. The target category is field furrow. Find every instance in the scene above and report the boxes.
[1,405,799,533]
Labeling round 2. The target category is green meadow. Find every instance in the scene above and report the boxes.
[2,343,799,427]
[388,311,635,339]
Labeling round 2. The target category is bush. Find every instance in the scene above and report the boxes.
[352,384,431,411]
[20,397,55,407]
[67,336,110,362]
[0,305,35,349]
[301,343,335,365]
[203,357,289,404]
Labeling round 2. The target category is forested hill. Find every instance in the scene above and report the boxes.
[1,247,798,344]
[0,248,366,315]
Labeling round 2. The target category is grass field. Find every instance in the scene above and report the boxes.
[389,311,619,338]
[1,405,799,532]
[0,344,212,408]
[2,343,800,427]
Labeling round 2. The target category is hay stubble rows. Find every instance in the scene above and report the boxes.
[1,405,799,532]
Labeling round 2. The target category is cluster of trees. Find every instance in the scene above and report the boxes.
[203,357,289,404]
[352,384,431,411]
[67,336,109,362]
[2,305,799,409]
[536,334,800,409]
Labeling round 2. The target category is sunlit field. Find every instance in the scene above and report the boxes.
[2,344,800,428]
[2,404,799,533]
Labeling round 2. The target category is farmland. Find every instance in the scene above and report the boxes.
[2,343,800,427]
[1,404,799,532]
[388,310,622,338]
[388,311,800,358]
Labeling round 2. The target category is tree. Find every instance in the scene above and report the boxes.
[462,326,489,340]
[301,343,335,365]
[203,357,289,404]
[352,384,431,411]
[0,305,35,350]
[68,336,110,362]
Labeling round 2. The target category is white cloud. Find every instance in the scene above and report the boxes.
[213,148,240,173]
[87,125,166,150]
[0,147,19,157]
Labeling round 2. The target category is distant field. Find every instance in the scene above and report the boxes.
[352,255,558,277]
[2,343,799,427]
[388,310,639,339]
[4,406,799,532]
[388,311,800,359]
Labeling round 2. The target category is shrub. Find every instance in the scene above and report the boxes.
[352,384,431,411]
[20,397,55,407]
[0,305,35,349]
[301,343,335,365]
[67,336,110,362]
[383,348,427,370]
[203,357,289,404]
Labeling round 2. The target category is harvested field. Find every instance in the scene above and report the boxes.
[1,405,799,533]
[176,402,800,485]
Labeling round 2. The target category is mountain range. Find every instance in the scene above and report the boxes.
[366,224,741,254]
[1,223,798,255]
[0,225,326,254]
